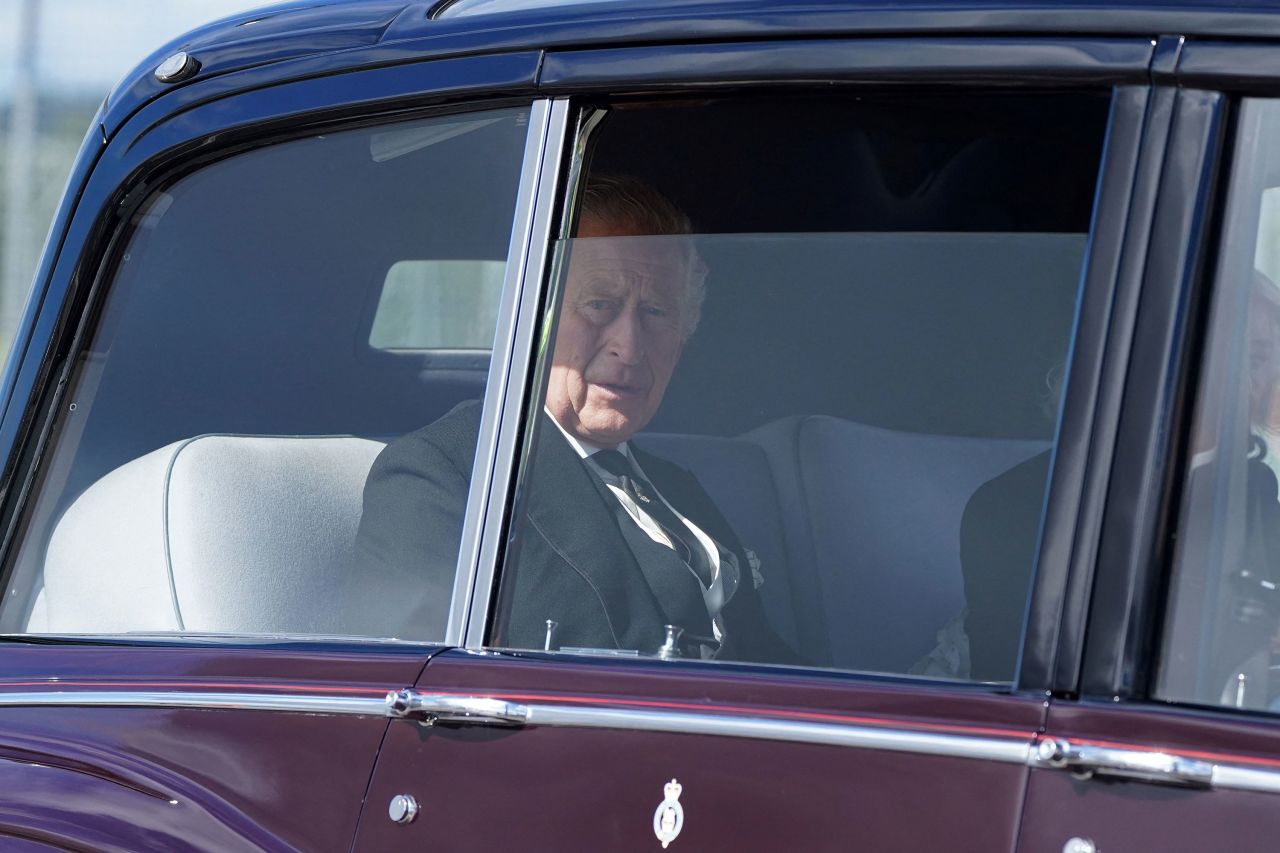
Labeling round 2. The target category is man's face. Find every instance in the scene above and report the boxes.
[545,216,690,447]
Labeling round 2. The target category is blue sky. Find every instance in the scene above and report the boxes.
[0,0,279,98]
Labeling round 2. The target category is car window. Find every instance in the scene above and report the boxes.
[0,106,530,641]
[482,93,1110,678]
[369,260,506,350]
[1159,98,1280,710]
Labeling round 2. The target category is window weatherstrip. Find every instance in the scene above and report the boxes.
[446,99,568,646]
[460,99,571,648]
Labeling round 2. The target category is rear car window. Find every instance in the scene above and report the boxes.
[369,260,506,350]
[0,106,530,640]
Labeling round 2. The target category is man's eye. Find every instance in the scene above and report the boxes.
[584,299,614,312]
[642,305,670,318]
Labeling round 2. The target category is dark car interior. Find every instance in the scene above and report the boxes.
[517,92,1108,671]
[6,91,1111,679]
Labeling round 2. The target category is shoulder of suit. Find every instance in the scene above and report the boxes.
[378,399,484,468]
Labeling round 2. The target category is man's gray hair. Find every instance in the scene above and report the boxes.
[579,173,706,338]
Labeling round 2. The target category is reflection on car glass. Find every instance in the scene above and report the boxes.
[0,106,530,639]
[491,218,1084,671]
[1206,274,1280,708]
[370,114,516,162]
[1159,100,1280,714]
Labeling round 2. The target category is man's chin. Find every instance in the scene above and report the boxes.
[578,410,649,445]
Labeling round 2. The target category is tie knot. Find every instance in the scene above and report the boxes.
[592,449,632,479]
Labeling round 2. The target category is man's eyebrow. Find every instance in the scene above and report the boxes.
[577,279,623,291]
[639,292,679,305]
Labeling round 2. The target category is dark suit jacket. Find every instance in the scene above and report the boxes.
[350,401,792,663]
[960,450,1050,682]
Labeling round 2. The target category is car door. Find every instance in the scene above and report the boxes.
[355,37,1154,851]
[0,51,542,850]
[1016,43,1280,853]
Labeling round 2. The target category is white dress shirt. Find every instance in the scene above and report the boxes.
[547,410,739,638]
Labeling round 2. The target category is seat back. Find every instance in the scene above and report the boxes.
[781,416,1047,672]
[40,421,1048,668]
[646,417,1049,670]
[38,434,385,635]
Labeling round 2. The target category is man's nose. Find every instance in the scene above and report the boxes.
[604,307,645,365]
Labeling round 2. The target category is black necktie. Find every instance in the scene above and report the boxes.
[592,449,715,588]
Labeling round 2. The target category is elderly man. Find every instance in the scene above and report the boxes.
[351,174,790,662]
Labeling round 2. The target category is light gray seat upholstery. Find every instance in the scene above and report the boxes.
[770,416,1048,672]
[645,416,1050,669]
[36,434,385,635]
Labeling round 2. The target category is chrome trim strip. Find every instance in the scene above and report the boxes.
[556,108,607,238]
[12,688,1280,792]
[392,692,1031,764]
[524,704,1032,763]
[1212,763,1280,795]
[463,98,572,648]
[446,99,561,646]
[0,691,389,716]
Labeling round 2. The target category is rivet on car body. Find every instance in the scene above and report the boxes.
[388,794,419,825]
[154,52,199,84]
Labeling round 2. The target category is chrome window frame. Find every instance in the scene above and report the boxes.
[449,98,572,646]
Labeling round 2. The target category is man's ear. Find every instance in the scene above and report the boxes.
[681,305,700,343]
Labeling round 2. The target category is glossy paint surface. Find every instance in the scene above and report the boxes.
[356,649,1045,851]
[96,0,1280,141]
[1018,701,1280,853]
[537,37,1152,92]
[7,1,1280,851]
[0,642,433,851]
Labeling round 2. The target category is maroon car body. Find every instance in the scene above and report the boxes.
[2,0,1280,851]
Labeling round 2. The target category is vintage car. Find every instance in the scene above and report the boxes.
[3,0,1280,848]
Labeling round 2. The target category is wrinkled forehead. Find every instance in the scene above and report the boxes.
[564,235,694,291]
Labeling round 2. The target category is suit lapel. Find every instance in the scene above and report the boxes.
[632,445,743,555]
[633,443,773,657]
[606,503,716,636]
[524,415,710,648]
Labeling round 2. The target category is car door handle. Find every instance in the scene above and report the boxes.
[386,690,530,726]
[1035,738,1214,788]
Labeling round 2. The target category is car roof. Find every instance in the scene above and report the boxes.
[102,0,1280,140]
